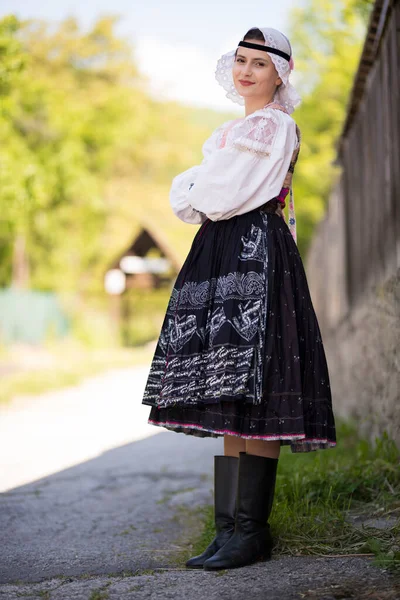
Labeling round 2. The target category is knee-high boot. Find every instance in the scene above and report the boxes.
[186,455,239,568]
[203,451,278,570]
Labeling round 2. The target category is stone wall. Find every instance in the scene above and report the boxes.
[305,175,399,447]
[317,270,400,446]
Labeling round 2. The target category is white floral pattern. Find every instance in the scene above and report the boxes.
[214,27,301,114]
[142,213,270,408]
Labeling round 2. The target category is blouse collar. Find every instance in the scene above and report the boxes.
[245,101,290,121]
[224,102,290,134]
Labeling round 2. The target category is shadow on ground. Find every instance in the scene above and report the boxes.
[0,431,221,584]
[1,430,398,600]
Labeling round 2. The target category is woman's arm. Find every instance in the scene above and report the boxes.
[169,124,226,224]
[187,110,297,221]
[169,165,206,224]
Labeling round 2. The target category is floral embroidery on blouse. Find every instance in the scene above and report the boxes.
[229,103,301,244]
[169,102,300,233]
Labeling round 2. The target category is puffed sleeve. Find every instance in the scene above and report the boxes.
[169,125,225,224]
[187,109,298,221]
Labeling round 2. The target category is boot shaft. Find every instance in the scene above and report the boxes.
[235,452,278,532]
[214,455,239,530]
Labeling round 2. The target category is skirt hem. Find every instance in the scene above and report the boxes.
[148,418,337,453]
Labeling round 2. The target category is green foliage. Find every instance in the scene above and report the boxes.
[0,14,229,295]
[194,420,400,574]
[120,285,171,347]
[0,15,26,95]
[288,0,371,256]
[0,15,133,289]
[276,427,400,507]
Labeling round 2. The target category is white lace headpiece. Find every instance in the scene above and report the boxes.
[215,27,301,114]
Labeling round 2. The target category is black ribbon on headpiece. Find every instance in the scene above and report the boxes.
[237,41,290,62]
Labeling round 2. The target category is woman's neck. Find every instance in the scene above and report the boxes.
[244,95,275,117]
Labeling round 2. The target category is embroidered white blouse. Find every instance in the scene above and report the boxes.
[170,106,299,225]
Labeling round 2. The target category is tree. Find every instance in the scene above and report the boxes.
[288,0,372,256]
[0,14,232,298]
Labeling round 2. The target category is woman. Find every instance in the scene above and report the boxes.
[141,26,336,570]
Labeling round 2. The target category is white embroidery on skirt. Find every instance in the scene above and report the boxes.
[169,271,264,310]
[239,225,266,262]
[143,213,270,407]
[231,300,262,342]
[167,314,198,352]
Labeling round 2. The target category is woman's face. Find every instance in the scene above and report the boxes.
[232,40,282,102]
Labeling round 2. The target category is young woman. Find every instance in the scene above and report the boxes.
[141,26,336,570]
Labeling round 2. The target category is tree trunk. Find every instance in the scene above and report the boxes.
[12,234,29,289]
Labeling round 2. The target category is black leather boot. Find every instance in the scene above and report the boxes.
[185,455,239,568]
[203,451,278,570]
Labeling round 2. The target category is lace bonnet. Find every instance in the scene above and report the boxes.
[215,27,301,114]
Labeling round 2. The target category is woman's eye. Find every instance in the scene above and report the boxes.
[237,59,265,66]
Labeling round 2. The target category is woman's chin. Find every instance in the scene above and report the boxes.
[234,87,256,98]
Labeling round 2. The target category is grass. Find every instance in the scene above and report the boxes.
[191,420,400,576]
[0,341,154,406]
[88,590,110,600]
[156,486,197,505]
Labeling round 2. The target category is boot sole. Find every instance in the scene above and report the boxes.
[203,552,272,570]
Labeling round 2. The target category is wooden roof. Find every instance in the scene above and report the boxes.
[106,180,201,273]
[337,0,394,156]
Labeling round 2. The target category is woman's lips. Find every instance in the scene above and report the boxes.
[239,80,255,86]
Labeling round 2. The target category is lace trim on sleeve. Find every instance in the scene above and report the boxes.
[230,113,279,159]
[232,143,272,158]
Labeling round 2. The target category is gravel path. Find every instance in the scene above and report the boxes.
[0,366,397,599]
[0,557,397,600]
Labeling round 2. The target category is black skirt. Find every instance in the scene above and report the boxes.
[141,208,336,453]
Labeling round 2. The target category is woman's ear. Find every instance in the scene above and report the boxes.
[276,76,282,86]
